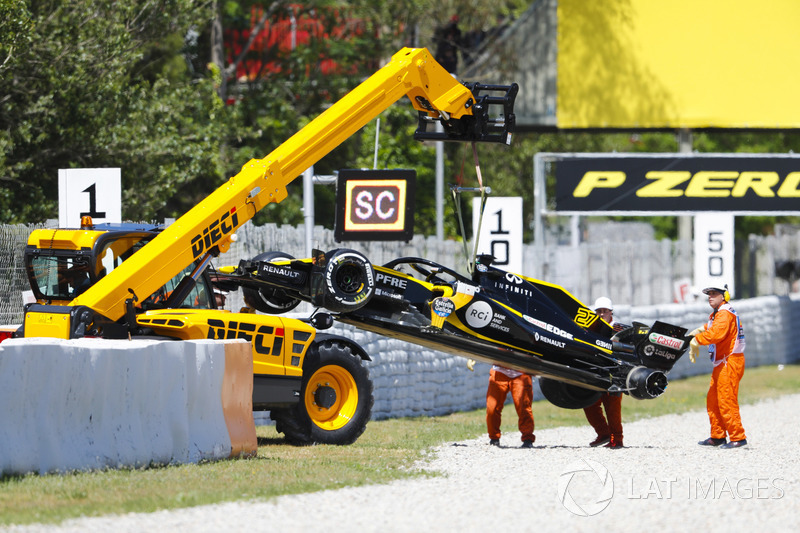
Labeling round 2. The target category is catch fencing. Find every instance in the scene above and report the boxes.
[0,224,46,325]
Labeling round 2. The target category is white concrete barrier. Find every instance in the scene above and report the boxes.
[3,293,796,470]
[0,338,256,476]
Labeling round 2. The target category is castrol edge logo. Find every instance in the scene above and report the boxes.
[649,332,683,349]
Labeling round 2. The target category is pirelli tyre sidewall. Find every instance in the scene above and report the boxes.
[274,339,373,445]
[538,377,602,410]
[322,249,374,313]
[242,251,301,314]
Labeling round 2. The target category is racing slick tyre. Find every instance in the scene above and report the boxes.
[243,251,301,314]
[539,377,602,409]
[319,249,375,313]
[271,339,373,445]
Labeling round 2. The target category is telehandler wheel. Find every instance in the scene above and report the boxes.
[242,251,301,314]
[272,339,373,445]
[538,377,602,409]
[319,249,375,313]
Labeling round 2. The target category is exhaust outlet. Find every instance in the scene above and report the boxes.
[626,366,668,399]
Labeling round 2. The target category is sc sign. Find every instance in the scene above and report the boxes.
[58,168,121,227]
[335,169,415,241]
[349,183,402,226]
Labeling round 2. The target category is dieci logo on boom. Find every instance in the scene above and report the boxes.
[191,207,239,259]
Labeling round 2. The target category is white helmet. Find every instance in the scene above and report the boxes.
[592,296,613,312]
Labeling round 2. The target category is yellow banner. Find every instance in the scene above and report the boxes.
[557,0,800,128]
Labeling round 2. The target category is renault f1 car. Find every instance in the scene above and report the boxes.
[215,250,689,409]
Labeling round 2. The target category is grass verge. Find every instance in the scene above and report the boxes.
[1,363,797,526]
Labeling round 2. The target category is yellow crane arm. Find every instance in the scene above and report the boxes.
[30,47,515,335]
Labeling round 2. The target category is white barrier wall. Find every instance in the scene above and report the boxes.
[3,294,797,470]
[0,338,256,476]
[323,294,800,420]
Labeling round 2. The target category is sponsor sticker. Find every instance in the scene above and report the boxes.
[432,297,456,318]
[489,312,510,333]
[538,335,566,348]
[596,340,613,351]
[494,281,535,298]
[465,301,494,328]
[376,271,408,290]
[259,263,301,280]
[375,288,403,301]
[648,333,683,349]
[523,315,575,340]
[644,344,676,360]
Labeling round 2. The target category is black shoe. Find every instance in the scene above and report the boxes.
[698,437,727,446]
[489,439,500,446]
[589,435,611,447]
[520,440,533,449]
[720,439,747,449]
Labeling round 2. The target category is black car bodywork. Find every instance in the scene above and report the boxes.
[216,249,689,409]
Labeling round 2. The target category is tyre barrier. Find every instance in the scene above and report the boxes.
[0,338,257,476]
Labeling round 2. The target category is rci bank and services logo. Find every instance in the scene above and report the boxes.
[557,459,614,516]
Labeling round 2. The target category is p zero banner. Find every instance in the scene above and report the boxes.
[553,154,800,214]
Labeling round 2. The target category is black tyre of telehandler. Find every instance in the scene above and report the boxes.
[242,251,301,314]
[271,339,373,445]
[538,377,603,409]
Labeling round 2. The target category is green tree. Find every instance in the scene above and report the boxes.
[0,0,31,71]
[0,0,532,229]
[0,0,223,223]
[207,0,407,227]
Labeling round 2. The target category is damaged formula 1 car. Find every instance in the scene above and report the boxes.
[214,250,689,409]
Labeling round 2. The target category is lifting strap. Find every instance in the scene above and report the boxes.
[450,142,490,275]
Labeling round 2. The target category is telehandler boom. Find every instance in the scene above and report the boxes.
[15,48,516,445]
[22,47,516,340]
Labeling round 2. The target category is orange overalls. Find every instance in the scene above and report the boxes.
[694,303,747,442]
[486,366,535,443]
[584,393,623,445]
